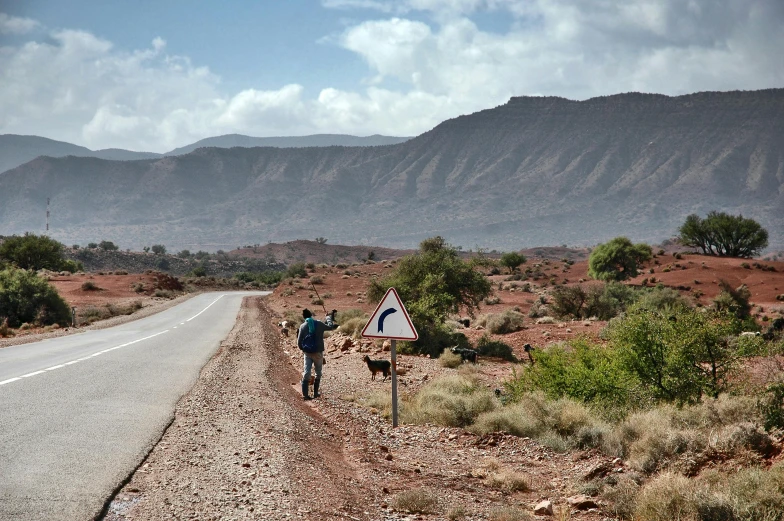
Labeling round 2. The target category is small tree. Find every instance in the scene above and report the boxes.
[98,240,119,251]
[143,246,150,253]
[151,244,167,255]
[315,237,328,245]
[367,236,492,355]
[499,252,526,274]
[0,233,67,271]
[87,242,98,249]
[588,237,652,281]
[679,211,768,257]
[177,250,191,259]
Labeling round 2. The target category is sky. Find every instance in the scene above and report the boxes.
[1,0,783,153]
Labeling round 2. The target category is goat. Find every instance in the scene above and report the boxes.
[450,347,478,363]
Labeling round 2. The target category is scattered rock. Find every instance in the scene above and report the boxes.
[533,500,553,516]
[567,495,599,510]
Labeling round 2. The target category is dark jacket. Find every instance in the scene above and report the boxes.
[297,316,337,353]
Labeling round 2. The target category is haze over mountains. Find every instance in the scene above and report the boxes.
[1,89,782,252]
[0,134,411,175]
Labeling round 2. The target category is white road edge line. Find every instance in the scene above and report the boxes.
[186,294,225,322]
[0,330,169,387]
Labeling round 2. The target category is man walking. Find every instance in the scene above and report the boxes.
[297,308,337,400]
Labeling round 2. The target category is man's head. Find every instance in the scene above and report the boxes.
[302,309,312,319]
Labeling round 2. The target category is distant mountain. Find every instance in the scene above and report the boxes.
[164,134,412,156]
[1,90,782,251]
[0,133,411,174]
[0,135,162,174]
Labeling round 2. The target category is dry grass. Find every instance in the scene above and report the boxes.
[477,309,525,334]
[400,373,497,427]
[338,317,367,338]
[487,505,532,521]
[439,348,464,368]
[392,488,439,514]
[446,504,467,520]
[486,471,532,492]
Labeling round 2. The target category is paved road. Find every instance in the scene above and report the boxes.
[0,291,269,521]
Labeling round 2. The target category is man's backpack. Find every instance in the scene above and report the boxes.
[301,318,319,353]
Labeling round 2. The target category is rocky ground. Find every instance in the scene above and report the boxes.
[103,296,611,521]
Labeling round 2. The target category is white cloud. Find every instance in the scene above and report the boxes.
[0,13,41,34]
[0,2,782,152]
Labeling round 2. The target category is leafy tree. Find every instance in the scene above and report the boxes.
[679,211,768,257]
[98,240,119,251]
[315,237,328,245]
[713,280,752,320]
[194,250,210,260]
[151,244,167,255]
[190,266,207,277]
[499,252,526,274]
[0,267,71,327]
[177,250,191,259]
[142,246,150,253]
[368,236,492,355]
[0,233,68,271]
[588,237,652,281]
[87,242,98,249]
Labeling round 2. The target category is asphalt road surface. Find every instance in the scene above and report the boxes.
[0,291,269,521]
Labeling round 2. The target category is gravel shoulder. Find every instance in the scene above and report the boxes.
[104,296,610,520]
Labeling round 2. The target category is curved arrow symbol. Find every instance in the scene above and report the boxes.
[378,308,397,333]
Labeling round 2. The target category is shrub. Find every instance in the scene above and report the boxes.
[190,266,207,277]
[81,281,100,291]
[0,267,71,327]
[713,280,752,319]
[310,275,324,284]
[392,488,439,514]
[487,506,532,521]
[151,244,167,255]
[338,317,367,339]
[439,348,464,368]
[507,338,636,411]
[588,237,653,281]
[98,240,119,251]
[549,285,588,318]
[475,335,516,361]
[286,262,307,279]
[400,373,496,427]
[480,309,525,334]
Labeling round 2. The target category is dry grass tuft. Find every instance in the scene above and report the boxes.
[400,373,497,427]
[477,309,525,334]
[392,488,440,514]
[487,505,533,521]
[439,348,464,368]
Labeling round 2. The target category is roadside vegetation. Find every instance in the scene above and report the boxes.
[358,219,784,520]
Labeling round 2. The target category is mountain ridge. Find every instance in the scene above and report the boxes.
[1,89,782,251]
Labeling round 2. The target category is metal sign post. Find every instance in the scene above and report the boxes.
[391,339,398,427]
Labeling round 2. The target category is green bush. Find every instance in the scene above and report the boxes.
[475,335,516,361]
[98,240,119,251]
[151,244,167,255]
[507,338,637,411]
[589,237,652,281]
[286,262,307,279]
[0,233,71,271]
[0,267,71,327]
[499,252,526,273]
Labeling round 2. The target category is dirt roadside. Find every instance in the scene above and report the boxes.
[103,296,610,521]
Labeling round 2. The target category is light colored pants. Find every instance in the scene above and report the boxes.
[302,352,324,383]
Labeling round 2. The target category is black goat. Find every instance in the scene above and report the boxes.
[450,347,478,363]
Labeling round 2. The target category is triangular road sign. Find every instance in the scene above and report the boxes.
[361,287,418,340]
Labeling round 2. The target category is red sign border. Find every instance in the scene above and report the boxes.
[361,287,419,341]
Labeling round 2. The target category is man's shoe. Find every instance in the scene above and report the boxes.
[313,377,321,398]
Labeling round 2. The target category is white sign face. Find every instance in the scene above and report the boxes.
[361,287,419,340]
